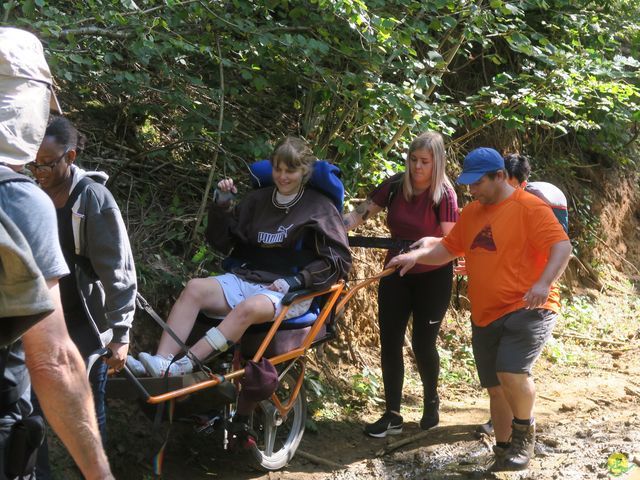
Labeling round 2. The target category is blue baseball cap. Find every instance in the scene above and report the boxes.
[457,148,505,185]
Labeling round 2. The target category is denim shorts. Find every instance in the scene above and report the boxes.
[471,308,557,388]
[214,273,311,320]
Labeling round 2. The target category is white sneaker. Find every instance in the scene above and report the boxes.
[125,355,148,377]
[138,352,193,377]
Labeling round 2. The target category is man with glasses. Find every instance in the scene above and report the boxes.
[0,27,114,479]
[388,147,571,472]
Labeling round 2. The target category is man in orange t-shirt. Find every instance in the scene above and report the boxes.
[388,147,571,472]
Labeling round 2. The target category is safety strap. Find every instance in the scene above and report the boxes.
[348,236,413,252]
[135,293,210,375]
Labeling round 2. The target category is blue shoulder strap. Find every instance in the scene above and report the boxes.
[249,159,344,211]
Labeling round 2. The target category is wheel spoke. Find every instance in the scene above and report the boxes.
[264,422,278,456]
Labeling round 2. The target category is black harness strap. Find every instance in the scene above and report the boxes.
[348,236,413,252]
[225,243,316,275]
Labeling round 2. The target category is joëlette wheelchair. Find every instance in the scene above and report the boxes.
[86,160,400,471]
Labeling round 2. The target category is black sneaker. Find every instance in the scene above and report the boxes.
[364,411,403,438]
[420,396,439,430]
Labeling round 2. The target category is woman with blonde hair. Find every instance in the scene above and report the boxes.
[343,131,459,437]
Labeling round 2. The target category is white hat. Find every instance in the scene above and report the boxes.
[0,27,62,114]
[0,27,61,166]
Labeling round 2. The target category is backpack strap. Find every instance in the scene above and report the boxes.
[0,168,35,187]
[385,172,404,207]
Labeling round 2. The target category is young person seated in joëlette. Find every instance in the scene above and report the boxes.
[128,137,351,378]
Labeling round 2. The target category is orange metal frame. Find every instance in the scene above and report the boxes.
[142,269,396,409]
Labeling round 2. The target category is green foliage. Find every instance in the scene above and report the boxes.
[6,1,637,173]
[561,295,600,334]
[439,331,479,386]
[543,337,578,365]
[2,0,637,282]
[350,367,384,404]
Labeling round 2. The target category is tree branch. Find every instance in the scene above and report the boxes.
[58,27,135,39]
[190,36,225,247]
[382,5,476,155]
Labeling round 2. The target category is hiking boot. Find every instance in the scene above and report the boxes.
[138,353,193,377]
[420,396,439,430]
[476,419,494,436]
[492,444,509,457]
[500,421,536,471]
[125,355,148,377]
[364,411,403,438]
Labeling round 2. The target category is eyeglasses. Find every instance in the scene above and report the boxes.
[27,148,71,174]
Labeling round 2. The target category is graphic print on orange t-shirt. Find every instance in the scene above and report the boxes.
[470,225,496,251]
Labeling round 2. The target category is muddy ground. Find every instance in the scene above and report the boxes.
[147,348,640,480]
[47,287,640,480]
[67,292,634,480]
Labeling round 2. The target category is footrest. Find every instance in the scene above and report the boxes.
[107,371,224,399]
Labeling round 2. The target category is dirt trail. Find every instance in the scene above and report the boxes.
[147,335,640,480]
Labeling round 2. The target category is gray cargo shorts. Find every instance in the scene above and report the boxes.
[471,308,557,388]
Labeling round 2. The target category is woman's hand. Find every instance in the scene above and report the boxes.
[105,342,128,370]
[343,199,384,231]
[267,279,290,294]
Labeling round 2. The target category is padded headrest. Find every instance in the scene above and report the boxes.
[249,159,344,211]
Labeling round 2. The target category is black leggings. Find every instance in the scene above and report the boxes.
[377,263,453,412]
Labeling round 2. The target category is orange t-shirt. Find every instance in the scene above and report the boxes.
[442,188,569,327]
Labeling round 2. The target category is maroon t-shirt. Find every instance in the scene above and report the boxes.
[369,175,459,274]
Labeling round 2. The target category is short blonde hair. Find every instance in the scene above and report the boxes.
[402,131,453,204]
[270,137,317,184]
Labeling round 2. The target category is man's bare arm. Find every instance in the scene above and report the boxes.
[343,199,384,231]
[22,280,114,480]
[387,241,457,276]
[523,240,572,309]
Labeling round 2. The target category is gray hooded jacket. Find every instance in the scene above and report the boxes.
[66,165,136,344]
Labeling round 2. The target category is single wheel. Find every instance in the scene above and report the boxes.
[248,370,307,470]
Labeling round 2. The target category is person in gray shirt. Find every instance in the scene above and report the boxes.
[0,27,113,479]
